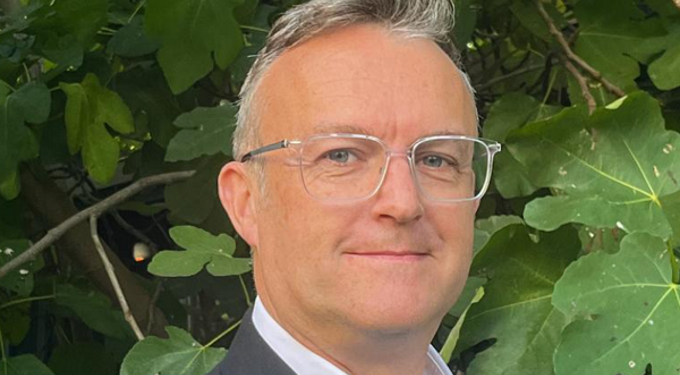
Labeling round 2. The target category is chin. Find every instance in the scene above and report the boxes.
[342,295,447,334]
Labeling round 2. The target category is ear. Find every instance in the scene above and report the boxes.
[218,162,259,248]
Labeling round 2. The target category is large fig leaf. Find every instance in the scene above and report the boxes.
[508,92,680,244]
[553,233,680,375]
[483,93,560,198]
[120,326,226,375]
[145,0,244,93]
[455,224,580,375]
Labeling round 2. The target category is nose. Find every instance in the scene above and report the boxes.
[371,154,424,224]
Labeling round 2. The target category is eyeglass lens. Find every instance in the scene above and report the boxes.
[299,136,490,201]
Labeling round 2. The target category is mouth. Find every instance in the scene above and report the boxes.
[343,251,431,262]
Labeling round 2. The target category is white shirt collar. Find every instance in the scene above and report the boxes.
[252,297,453,375]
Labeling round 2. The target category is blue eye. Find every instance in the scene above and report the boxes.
[422,155,444,168]
[328,150,350,162]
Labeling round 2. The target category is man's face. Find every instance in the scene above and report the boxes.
[244,25,478,335]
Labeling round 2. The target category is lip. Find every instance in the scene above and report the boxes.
[343,251,430,261]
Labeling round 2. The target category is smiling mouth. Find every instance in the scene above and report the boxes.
[343,252,430,261]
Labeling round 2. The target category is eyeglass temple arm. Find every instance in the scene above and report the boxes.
[239,140,289,162]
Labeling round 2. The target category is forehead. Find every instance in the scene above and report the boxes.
[257,24,477,145]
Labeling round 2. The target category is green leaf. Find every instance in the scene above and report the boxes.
[0,82,47,191]
[573,0,667,90]
[115,68,180,148]
[11,82,50,124]
[145,0,244,93]
[0,355,54,375]
[107,16,160,58]
[648,42,680,91]
[165,103,236,162]
[0,239,43,296]
[509,0,565,42]
[33,0,108,46]
[59,73,134,183]
[473,215,525,254]
[552,233,680,375]
[483,93,560,198]
[0,302,31,346]
[455,225,580,375]
[148,225,251,277]
[54,284,133,340]
[508,92,680,241]
[440,286,484,363]
[120,326,226,375]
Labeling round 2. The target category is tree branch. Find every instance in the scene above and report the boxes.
[562,57,596,114]
[90,215,145,341]
[535,0,626,98]
[0,171,194,279]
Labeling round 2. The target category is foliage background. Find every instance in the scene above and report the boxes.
[0,0,679,374]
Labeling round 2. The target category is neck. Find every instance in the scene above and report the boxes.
[258,293,439,375]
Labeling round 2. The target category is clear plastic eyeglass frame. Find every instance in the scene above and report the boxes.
[240,133,502,203]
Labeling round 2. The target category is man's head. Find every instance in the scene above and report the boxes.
[219,0,483,345]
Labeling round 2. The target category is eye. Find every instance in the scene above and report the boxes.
[422,155,444,168]
[419,154,456,169]
[324,149,356,164]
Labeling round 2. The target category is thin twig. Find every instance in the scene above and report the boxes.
[562,58,596,114]
[535,0,626,98]
[0,171,195,279]
[90,214,145,341]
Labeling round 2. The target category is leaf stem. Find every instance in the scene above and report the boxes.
[669,241,679,284]
[0,81,16,93]
[22,63,31,83]
[238,275,252,306]
[127,0,148,24]
[204,320,242,349]
[240,25,269,33]
[0,294,56,311]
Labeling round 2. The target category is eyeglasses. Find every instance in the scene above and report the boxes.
[240,133,501,202]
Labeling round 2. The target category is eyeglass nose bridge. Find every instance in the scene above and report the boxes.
[374,149,420,198]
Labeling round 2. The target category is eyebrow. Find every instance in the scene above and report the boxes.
[312,123,471,137]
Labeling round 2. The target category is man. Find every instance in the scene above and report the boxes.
[213,0,500,374]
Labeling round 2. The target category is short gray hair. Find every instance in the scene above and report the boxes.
[232,0,475,161]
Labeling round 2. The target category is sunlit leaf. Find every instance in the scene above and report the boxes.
[148,226,251,277]
[59,73,134,183]
[120,326,226,375]
[509,92,680,241]
[553,233,680,375]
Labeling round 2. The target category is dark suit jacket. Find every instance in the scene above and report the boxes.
[207,308,297,375]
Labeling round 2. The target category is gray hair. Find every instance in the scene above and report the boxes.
[232,0,476,163]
